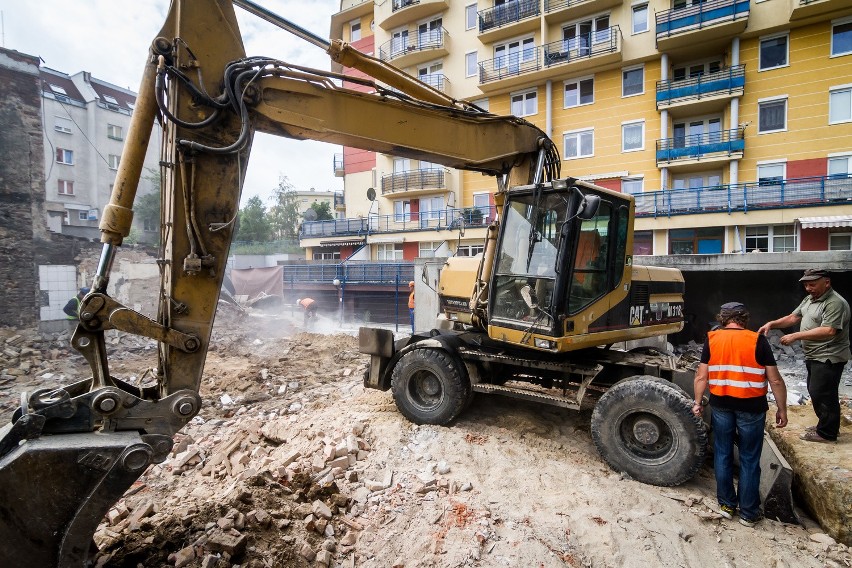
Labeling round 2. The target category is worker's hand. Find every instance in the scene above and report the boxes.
[779,334,797,346]
[757,323,771,335]
[775,408,788,428]
[691,401,703,417]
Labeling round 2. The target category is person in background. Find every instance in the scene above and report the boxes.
[408,281,415,333]
[693,301,788,528]
[63,287,90,335]
[297,297,317,328]
[758,268,850,443]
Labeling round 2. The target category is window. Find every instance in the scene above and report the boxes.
[622,121,644,152]
[633,231,653,255]
[829,232,852,251]
[143,217,158,232]
[495,37,535,72]
[103,94,118,104]
[393,157,410,172]
[672,172,723,190]
[564,77,594,108]
[108,154,121,170]
[745,225,797,252]
[562,15,611,55]
[465,4,477,30]
[78,211,89,221]
[350,20,361,42]
[622,177,643,194]
[56,148,74,164]
[622,66,644,97]
[394,200,411,222]
[456,244,485,257]
[564,129,594,159]
[107,124,123,140]
[473,192,491,222]
[759,34,788,70]
[632,4,649,34]
[829,86,852,124]
[831,19,852,57]
[758,98,787,133]
[672,60,721,81]
[49,84,67,95]
[55,117,72,134]
[419,241,441,258]
[510,90,537,117]
[465,52,478,77]
[757,162,785,184]
[418,18,442,48]
[828,155,851,176]
[57,180,74,195]
[669,227,724,254]
[313,251,341,260]
[471,98,489,111]
[376,243,403,261]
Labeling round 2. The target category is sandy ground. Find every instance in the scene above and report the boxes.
[1,310,850,567]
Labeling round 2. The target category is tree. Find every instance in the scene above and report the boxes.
[135,167,161,245]
[236,196,272,242]
[306,201,334,221]
[268,176,301,240]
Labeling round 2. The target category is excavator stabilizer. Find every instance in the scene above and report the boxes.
[759,433,800,525]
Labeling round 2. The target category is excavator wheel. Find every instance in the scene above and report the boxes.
[591,376,708,486]
[391,348,469,425]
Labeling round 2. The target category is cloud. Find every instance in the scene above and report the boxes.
[1,0,342,205]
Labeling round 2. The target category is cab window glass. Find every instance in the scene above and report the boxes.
[568,202,612,313]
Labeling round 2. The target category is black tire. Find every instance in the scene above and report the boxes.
[591,377,708,486]
[391,348,470,425]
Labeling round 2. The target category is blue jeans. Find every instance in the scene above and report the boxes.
[409,308,415,333]
[711,407,765,520]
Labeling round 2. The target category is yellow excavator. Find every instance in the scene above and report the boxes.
[0,1,795,565]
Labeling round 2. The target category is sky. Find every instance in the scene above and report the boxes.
[0,0,343,207]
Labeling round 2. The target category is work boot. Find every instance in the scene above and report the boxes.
[739,516,761,528]
[719,504,735,520]
[799,431,835,443]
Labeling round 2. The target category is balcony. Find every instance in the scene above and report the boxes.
[300,205,497,240]
[544,0,623,23]
[334,153,344,177]
[382,169,447,196]
[542,26,621,68]
[656,127,745,168]
[790,0,850,21]
[479,48,542,86]
[282,261,414,286]
[334,192,345,211]
[656,65,744,114]
[656,0,749,52]
[378,27,449,68]
[379,0,450,31]
[419,73,451,94]
[478,0,541,44]
[633,174,852,218]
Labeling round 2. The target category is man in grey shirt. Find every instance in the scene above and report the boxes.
[759,269,850,443]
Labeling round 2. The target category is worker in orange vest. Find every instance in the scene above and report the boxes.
[408,281,415,333]
[693,301,788,528]
[296,297,317,327]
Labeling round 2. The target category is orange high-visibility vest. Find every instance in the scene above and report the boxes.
[299,298,315,309]
[707,329,767,399]
[408,291,415,309]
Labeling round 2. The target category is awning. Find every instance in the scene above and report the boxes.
[798,215,852,229]
[318,239,365,247]
[579,170,628,182]
[368,237,405,244]
[63,203,91,211]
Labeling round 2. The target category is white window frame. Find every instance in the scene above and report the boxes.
[419,241,441,258]
[622,64,645,97]
[58,179,74,195]
[56,148,74,165]
[49,84,67,95]
[621,177,644,194]
[108,154,121,170]
[632,3,649,35]
[622,120,645,152]
[465,51,478,78]
[510,88,538,117]
[471,98,489,112]
[54,117,72,134]
[103,94,119,104]
[563,128,594,160]
[564,76,594,108]
[456,244,485,257]
[829,232,852,251]
[829,84,852,124]
[745,225,798,252]
[494,36,536,70]
[759,32,789,71]
[828,153,852,176]
[465,4,477,31]
[758,96,788,134]
[78,210,89,221]
[830,17,852,57]
[107,124,123,140]
[350,19,361,42]
[757,160,786,183]
[376,243,403,261]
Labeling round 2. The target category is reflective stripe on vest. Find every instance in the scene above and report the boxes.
[707,328,767,399]
[66,297,81,320]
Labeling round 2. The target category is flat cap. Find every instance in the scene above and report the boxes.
[720,301,747,314]
[799,269,829,281]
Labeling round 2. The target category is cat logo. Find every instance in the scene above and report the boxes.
[629,305,644,326]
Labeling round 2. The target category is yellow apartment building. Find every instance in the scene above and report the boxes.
[300,0,852,261]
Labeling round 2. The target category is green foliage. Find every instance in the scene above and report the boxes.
[267,176,302,240]
[136,167,161,245]
[461,207,484,225]
[236,196,272,242]
[124,226,141,245]
[306,201,334,221]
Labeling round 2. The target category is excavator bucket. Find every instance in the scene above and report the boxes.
[759,433,800,525]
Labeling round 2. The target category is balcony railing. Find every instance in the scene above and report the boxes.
[392,0,420,11]
[333,153,344,175]
[656,0,749,38]
[541,26,620,67]
[633,174,852,217]
[300,205,497,239]
[479,47,541,83]
[544,0,586,11]
[283,261,414,285]
[334,193,345,208]
[378,27,446,61]
[418,73,450,93]
[479,0,540,33]
[382,169,445,194]
[656,127,745,162]
[656,65,744,105]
